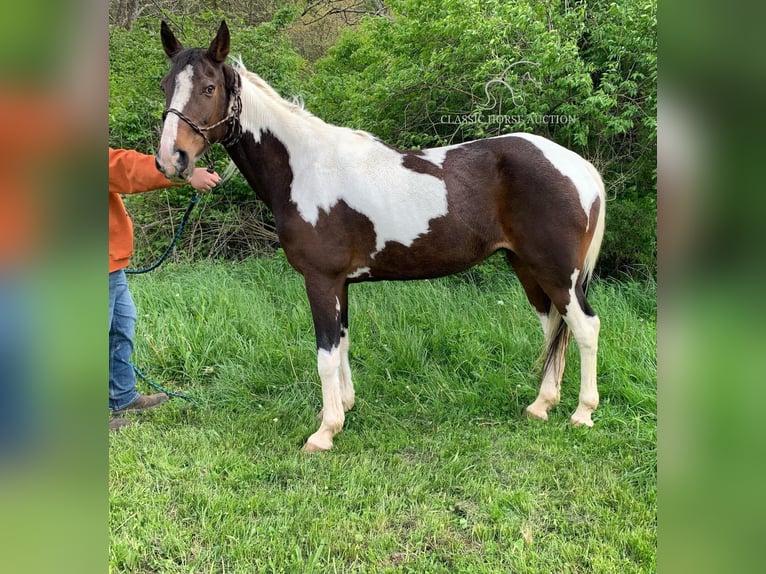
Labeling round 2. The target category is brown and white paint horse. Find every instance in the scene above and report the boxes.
[156,21,606,452]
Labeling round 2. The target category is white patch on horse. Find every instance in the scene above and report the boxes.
[306,345,344,451]
[510,133,601,228]
[537,311,549,335]
[235,69,449,252]
[419,143,463,168]
[562,267,600,427]
[347,267,371,279]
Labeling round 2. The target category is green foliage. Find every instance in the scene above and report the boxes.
[109,19,168,151]
[601,196,657,277]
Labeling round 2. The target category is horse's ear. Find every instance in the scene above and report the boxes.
[207,20,230,64]
[161,21,183,58]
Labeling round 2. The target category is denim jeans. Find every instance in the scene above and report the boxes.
[0,278,35,454]
[109,269,139,411]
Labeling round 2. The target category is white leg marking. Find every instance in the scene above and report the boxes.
[305,346,344,452]
[536,311,549,335]
[563,271,600,427]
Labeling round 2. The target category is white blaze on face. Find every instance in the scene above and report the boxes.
[510,133,601,228]
[158,65,195,167]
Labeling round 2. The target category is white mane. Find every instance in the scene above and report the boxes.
[229,55,374,139]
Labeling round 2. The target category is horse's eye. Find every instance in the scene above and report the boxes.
[204,85,215,96]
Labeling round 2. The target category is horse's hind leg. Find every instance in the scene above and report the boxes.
[559,273,600,427]
[527,305,568,421]
[506,252,566,420]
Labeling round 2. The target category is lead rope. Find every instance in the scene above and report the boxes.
[124,189,204,403]
[125,192,202,275]
[125,162,222,403]
[130,362,198,404]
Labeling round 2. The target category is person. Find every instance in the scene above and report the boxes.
[109,148,220,431]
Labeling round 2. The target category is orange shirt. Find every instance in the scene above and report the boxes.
[0,92,68,267]
[109,148,179,272]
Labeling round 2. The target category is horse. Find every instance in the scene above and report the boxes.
[155,21,606,452]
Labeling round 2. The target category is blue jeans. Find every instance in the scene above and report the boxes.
[109,269,139,411]
[0,278,35,454]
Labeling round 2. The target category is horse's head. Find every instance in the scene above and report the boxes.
[156,20,238,181]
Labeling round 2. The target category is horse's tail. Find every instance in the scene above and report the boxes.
[541,305,569,376]
[541,162,606,375]
[581,161,607,293]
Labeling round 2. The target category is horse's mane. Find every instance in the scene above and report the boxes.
[229,55,375,140]
[230,56,316,121]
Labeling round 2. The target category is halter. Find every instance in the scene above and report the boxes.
[162,71,243,171]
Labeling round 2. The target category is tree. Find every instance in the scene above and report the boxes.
[111,0,145,29]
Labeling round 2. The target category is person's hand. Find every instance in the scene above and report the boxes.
[188,167,221,192]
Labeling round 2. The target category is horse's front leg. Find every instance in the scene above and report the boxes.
[303,277,345,452]
[315,282,355,421]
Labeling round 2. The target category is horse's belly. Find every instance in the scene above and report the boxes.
[360,236,502,281]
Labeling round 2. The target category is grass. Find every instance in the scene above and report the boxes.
[110,253,656,573]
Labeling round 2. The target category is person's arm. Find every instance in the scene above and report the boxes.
[109,148,176,195]
[109,148,220,194]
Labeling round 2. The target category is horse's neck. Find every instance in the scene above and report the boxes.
[227,132,292,214]
[230,76,342,214]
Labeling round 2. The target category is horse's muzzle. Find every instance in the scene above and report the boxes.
[155,151,191,182]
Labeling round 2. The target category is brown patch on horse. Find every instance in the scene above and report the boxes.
[401,154,444,179]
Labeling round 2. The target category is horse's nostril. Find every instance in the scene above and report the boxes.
[175,149,188,171]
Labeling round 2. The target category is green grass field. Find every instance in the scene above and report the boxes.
[110,254,656,573]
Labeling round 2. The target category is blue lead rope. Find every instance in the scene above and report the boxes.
[131,362,198,404]
[126,193,202,275]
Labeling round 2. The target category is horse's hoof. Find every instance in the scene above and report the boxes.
[569,414,594,428]
[303,435,332,453]
[524,405,549,422]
